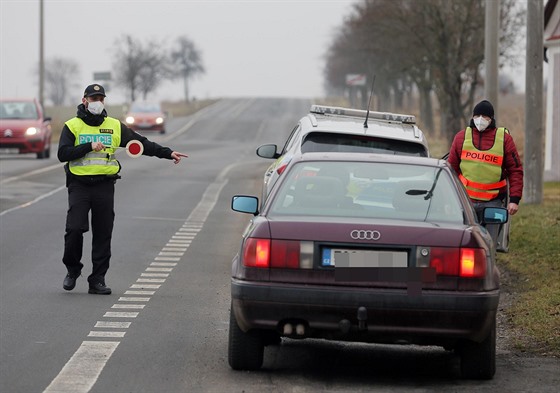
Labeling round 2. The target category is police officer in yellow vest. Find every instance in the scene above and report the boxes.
[58,84,188,294]
[448,100,524,250]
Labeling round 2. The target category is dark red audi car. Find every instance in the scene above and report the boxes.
[229,152,508,379]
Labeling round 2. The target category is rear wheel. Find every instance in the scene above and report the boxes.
[228,305,264,370]
[457,319,496,379]
[36,146,49,159]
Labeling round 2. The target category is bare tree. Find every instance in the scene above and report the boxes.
[42,57,80,105]
[324,0,525,144]
[169,36,205,102]
[112,35,167,102]
[137,38,170,100]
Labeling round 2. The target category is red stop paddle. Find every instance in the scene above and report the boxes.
[126,140,144,158]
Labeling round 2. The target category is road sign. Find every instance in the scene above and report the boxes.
[346,74,366,86]
[93,71,111,80]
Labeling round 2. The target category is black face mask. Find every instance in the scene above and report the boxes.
[77,103,106,127]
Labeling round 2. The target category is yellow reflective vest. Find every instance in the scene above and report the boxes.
[65,117,122,176]
[459,127,508,201]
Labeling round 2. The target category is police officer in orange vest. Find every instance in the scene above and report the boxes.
[58,84,188,294]
[448,100,523,249]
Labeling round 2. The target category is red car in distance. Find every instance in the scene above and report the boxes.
[0,98,52,159]
[124,101,166,134]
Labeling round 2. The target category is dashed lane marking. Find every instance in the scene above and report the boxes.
[43,162,232,393]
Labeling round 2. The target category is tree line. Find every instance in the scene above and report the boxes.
[41,34,204,105]
[323,0,525,144]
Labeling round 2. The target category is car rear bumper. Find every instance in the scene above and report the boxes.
[231,279,499,343]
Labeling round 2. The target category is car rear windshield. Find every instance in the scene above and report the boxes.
[0,102,38,120]
[301,132,428,157]
[268,160,464,223]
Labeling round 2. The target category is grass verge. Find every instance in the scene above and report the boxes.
[498,182,560,356]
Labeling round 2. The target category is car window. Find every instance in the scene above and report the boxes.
[301,132,428,157]
[269,161,463,223]
[0,102,38,120]
[281,124,302,154]
[130,103,161,112]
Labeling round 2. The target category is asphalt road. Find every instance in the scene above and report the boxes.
[1,98,558,393]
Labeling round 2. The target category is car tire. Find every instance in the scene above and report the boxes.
[36,146,49,159]
[457,318,496,379]
[228,305,264,370]
[160,129,165,134]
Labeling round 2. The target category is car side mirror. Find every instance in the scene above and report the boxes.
[232,195,259,215]
[482,207,508,224]
[256,144,280,159]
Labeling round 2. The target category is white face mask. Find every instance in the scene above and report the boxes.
[474,116,490,131]
[87,100,104,115]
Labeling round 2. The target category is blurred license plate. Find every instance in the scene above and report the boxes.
[0,148,19,154]
[322,248,407,267]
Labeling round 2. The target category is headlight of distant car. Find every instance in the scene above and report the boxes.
[125,116,135,124]
[155,117,164,124]
[25,127,38,136]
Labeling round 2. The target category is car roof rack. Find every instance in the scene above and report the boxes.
[310,105,416,125]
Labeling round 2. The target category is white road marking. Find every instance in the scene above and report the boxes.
[158,251,184,256]
[111,304,146,309]
[167,239,191,244]
[130,284,161,289]
[0,162,63,184]
[118,297,150,302]
[124,290,155,295]
[94,322,131,328]
[44,158,234,393]
[154,257,181,261]
[43,341,119,393]
[140,273,169,277]
[103,312,139,318]
[162,247,187,252]
[145,268,173,272]
[0,185,66,217]
[136,278,165,283]
[88,331,126,338]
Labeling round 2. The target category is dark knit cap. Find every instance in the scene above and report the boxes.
[473,100,494,118]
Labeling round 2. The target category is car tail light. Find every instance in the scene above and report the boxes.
[243,238,270,267]
[271,240,300,268]
[242,238,301,269]
[429,247,486,278]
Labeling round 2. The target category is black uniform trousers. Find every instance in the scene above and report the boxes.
[63,179,115,285]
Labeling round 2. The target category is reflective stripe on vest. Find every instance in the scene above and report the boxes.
[66,117,122,176]
[459,127,506,201]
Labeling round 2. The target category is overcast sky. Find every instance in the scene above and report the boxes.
[0,0,356,104]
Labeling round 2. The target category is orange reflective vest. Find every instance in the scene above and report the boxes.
[459,127,507,201]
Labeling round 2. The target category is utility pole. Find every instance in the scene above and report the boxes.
[484,0,500,108]
[39,0,44,106]
[524,0,544,204]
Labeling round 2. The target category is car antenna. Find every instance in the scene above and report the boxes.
[363,74,376,129]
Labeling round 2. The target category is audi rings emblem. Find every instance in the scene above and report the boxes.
[350,230,381,240]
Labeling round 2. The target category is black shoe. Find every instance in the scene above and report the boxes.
[88,282,112,295]
[63,273,80,291]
